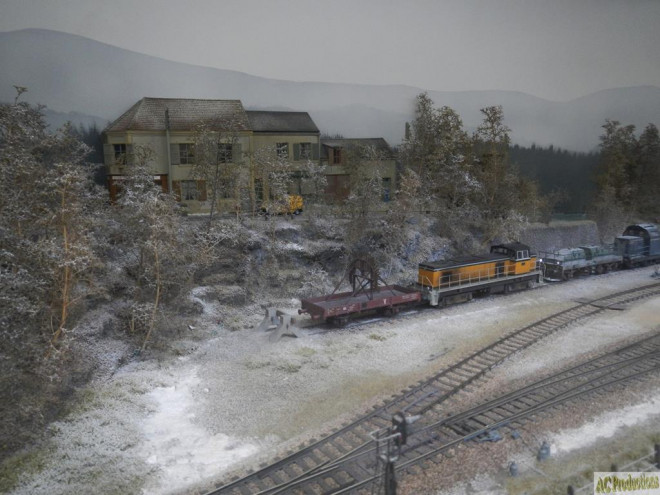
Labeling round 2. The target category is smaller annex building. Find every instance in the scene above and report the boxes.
[321,138,397,209]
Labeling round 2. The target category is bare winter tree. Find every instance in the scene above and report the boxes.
[0,98,103,456]
[589,119,660,239]
[473,105,541,245]
[40,125,100,351]
[115,145,185,352]
[636,123,660,218]
[252,144,295,240]
[341,143,386,246]
[382,167,422,252]
[191,114,246,224]
[400,93,481,248]
[0,102,99,354]
[301,158,328,206]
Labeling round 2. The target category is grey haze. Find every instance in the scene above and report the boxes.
[1,29,659,151]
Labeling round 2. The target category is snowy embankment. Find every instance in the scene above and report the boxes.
[550,397,660,455]
[8,268,660,495]
[139,368,260,494]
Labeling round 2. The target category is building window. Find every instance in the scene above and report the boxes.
[289,171,303,195]
[181,180,199,201]
[113,144,127,164]
[219,177,234,199]
[254,178,264,202]
[179,143,195,164]
[382,178,391,202]
[299,142,311,160]
[333,148,342,164]
[218,143,233,163]
[276,142,289,159]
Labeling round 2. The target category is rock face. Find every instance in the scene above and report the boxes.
[520,221,601,253]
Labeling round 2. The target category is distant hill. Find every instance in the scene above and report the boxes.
[1,28,659,151]
[42,108,108,132]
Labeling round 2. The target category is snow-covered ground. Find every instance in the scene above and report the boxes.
[7,268,660,495]
[549,397,660,455]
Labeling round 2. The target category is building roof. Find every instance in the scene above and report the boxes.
[246,111,319,133]
[321,138,394,159]
[105,98,250,132]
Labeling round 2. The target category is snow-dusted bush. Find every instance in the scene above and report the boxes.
[0,99,105,460]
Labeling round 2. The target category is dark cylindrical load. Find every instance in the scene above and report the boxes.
[623,224,660,256]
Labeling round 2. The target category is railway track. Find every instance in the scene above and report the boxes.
[208,282,660,495]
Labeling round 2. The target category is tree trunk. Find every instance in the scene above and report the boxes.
[141,246,161,353]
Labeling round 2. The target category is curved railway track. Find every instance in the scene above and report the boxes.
[208,282,660,495]
[332,332,660,495]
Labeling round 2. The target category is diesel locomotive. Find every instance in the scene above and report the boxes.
[541,223,660,281]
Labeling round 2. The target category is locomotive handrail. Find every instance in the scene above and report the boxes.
[438,264,523,289]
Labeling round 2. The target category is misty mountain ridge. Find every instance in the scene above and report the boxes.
[1,28,659,152]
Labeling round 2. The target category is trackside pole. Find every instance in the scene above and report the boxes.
[370,412,421,495]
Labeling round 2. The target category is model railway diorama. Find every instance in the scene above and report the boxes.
[293,224,659,329]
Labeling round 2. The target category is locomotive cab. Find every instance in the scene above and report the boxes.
[490,243,536,275]
[615,236,645,266]
[617,224,660,267]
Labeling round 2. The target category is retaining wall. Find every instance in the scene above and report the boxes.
[519,221,601,253]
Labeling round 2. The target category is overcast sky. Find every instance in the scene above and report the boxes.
[1,0,659,101]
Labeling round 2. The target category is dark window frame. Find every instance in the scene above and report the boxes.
[299,142,312,160]
[181,180,199,201]
[333,148,342,164]
[113,144,127,164]
[276,142,289,159]
[179,143,195,165]
[217,143,233,163]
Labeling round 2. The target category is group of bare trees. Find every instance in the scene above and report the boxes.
[399,93,659,248]
[398,93,548,251]
[590,120,660,239]
[0,100,198,372]
[1,100,113,455]
[1,101,100,358]
[188,119,331,238]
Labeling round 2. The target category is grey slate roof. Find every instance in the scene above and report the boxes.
[321,138,394,158]
[246,111,319,133]
[105,98,250,132]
